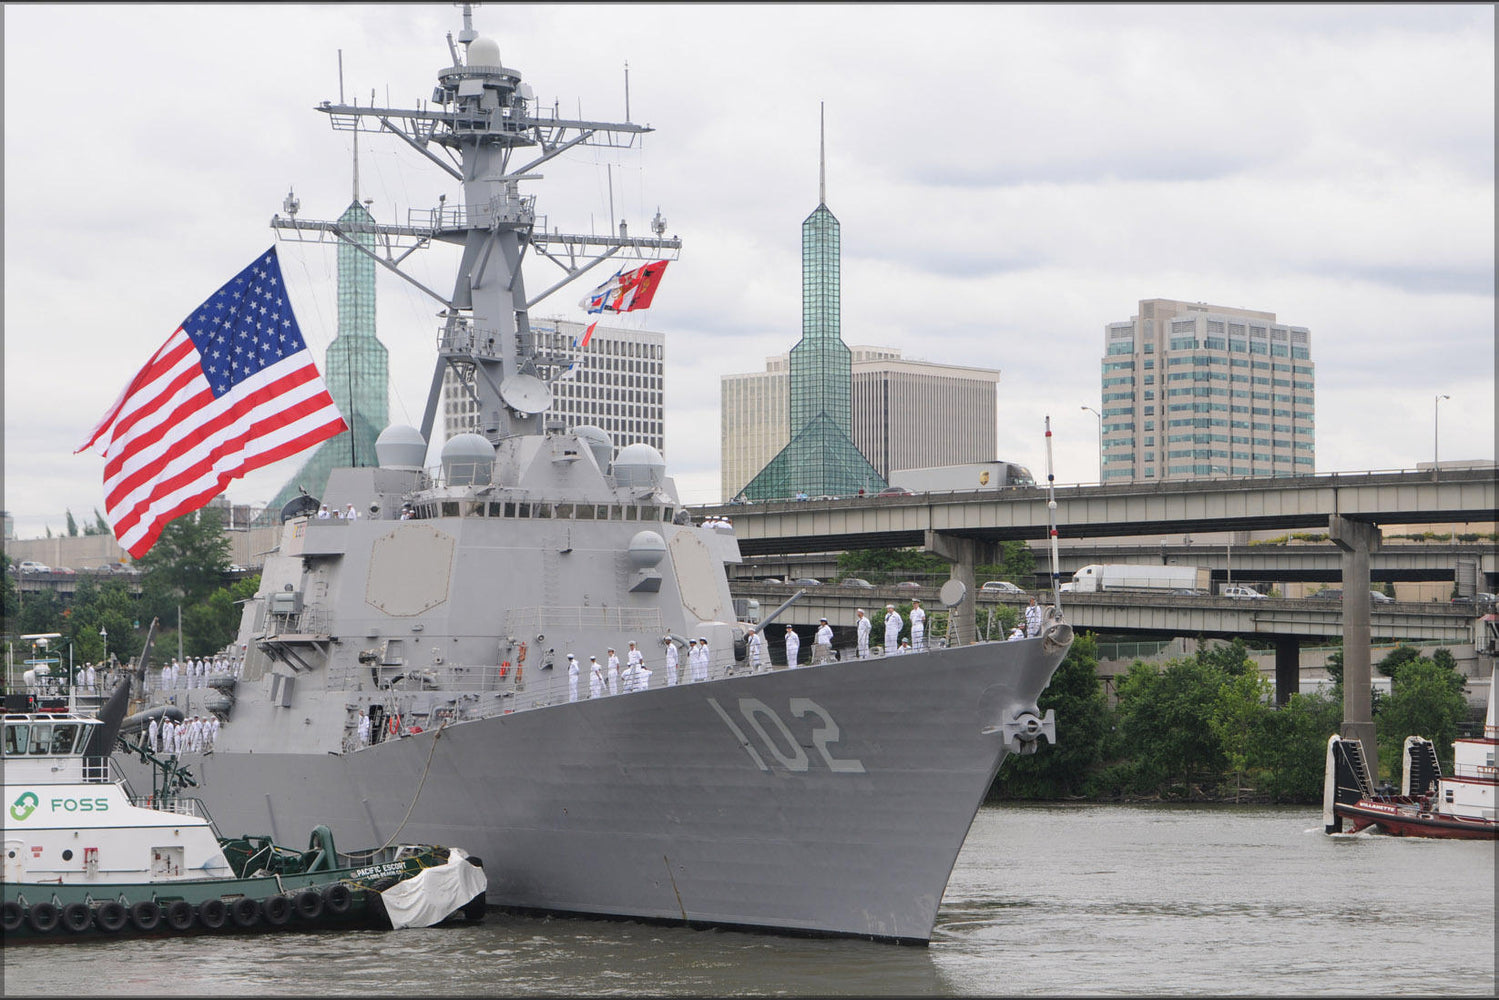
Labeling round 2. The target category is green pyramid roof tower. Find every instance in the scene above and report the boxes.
[740,108,884,501]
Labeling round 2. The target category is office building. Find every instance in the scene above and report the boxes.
[722,348,1002,499]
[444,319,665,456]
[1099,298,1314,481]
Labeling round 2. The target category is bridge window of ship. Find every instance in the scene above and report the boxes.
[4,723,30,755]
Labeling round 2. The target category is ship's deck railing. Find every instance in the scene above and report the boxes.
[1450,762,1499,781]
[128,795,213,822]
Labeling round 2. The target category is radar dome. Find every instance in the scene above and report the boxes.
[376,425,427,471]
[627,530,667,568]
[612,442,665,488]
[570,424,614,471]
[467,36,501,67]
[441,433,496,486]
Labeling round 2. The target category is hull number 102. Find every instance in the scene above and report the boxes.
[707,697,866,774]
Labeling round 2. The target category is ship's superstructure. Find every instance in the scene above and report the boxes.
[121,6,1074,943]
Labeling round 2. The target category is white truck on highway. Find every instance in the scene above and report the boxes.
[888,461,1036,493]
[1069,563,1212,594]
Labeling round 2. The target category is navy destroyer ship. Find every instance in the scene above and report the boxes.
[123,5,1074,943]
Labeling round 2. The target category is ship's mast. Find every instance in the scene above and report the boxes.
[271,4,681,445]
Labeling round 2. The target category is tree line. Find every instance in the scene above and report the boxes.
[994,634,1475,804]
[3,507,253,668]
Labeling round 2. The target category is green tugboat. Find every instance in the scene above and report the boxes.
[3,685,487,942]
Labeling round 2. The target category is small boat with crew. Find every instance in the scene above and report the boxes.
[1323,664,1497,839]
[2,685,488,942]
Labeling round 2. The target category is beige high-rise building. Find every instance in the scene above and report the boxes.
[721,347,1001,500]
[444,319,665,456]
[1098,298,1314,482]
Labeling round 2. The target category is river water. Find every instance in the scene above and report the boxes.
[4,804,1493,997]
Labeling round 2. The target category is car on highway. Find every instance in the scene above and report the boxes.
[1368,591,1395,604]
[16,561,51,574]
[1451,592,1496,607]
[1172,588,1209,597]
[792,578,822,587]
[981,581,1025,594]
[1222,586,1266,600]
[1309,589,1342,600]
[874,486,914,498]
[839,578,874,588]
[895,581,922,590]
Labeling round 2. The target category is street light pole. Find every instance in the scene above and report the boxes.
[1081,405,1102,482]
[1433,393,1450,478]
[98,626,107,666]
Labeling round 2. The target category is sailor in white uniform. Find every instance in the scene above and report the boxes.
[664,637,680,686]
[357,711,371,746]
[589,656,605,698]
[567,654,579,702]
[813,618,834,664]
[747,628,763,671]
[1008,624,1027,641]
[692,637,710,683]
[884,605,902,655]
[1024,597,1044,637]
[148,717,160,753]
[627,640,645,680]
[909,599,926,652]
[855,609,871,659]
[784,625,801,668]
[606,648,620,696]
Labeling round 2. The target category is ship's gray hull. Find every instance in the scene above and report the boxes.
[130,636,1064,942]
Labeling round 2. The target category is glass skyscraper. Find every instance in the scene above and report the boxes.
[740,125,886,501]
[268,199,390,511]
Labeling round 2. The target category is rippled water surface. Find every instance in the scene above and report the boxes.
[5,804,1494,996]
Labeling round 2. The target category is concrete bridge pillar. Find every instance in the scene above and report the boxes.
[1273,637,1300,706]
[924,532,993,646]
[1330,514,1382,778]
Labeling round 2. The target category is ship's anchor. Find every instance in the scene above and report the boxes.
[992,710,1056,754]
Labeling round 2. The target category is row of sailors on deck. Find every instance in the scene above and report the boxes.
[146,715,218,755]
[152,656,242,691]
[316,504,361,519]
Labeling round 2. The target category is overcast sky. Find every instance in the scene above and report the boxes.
[4,3,1494,541]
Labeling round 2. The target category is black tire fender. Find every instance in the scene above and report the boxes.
[229,897,260,928]
[164,899,195,931]
[1,900,22,933]
[61,901,93,933]
[27,901,59,933]
[197,898,228,930]
[262,894,292,926]
[322,883,352,916]
[294,887,324,920]
[129,900,161,931]
[94,900,128,933]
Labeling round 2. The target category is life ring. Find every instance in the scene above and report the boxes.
[294,888,324,920]
[197,898,228,930]
[164,899,195,931]
[229,897,261,928]
[262,895,292,926]
[61,901,93,933]
[26,901,59,933]
[322,883,353,916]
[94,900,128,933]
[2,900,23,932]
[387,715,400,736]
[129,900,161,931]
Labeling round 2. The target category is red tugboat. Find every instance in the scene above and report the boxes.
[1324,664,1497,839]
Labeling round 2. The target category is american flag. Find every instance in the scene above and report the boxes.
[77,247,347,558]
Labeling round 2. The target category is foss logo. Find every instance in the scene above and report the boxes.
[50,797,110,814]
[10,792,39,822]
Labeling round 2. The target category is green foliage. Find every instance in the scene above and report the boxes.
[1376,644,1422,679]
[835,548,949,585]
[1196,637,1254,677]
[976,540,1037,588]
[0,553,19,637]
[1110,656,1229,797]
[1324,646,1344,686]
[181,575,258,657]
[993,634,1109,799]
[1210,669,1273,800]
[1376,655,1468,782]
[65,509,79,537]
[137,506,232,624]
[84,508,111,536]
[1253,691,1343,802]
